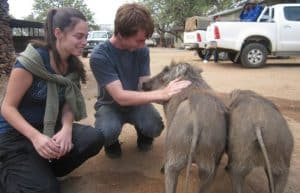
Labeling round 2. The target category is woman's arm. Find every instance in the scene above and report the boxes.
[1,68,60,159]
[52,103,74,157]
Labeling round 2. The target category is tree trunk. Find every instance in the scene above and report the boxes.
[0,0,15,101]
[158,33,166,47]
[0,0,15,76]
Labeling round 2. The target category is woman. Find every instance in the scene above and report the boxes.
[0,8,104,193]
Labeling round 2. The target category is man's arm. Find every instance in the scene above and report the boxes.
[106,79,190,106]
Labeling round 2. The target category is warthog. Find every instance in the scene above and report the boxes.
[143,62,227,193]
[227,89,294,193]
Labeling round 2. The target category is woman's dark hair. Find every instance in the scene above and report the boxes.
[114,3,154,38]
[32,7,87,83]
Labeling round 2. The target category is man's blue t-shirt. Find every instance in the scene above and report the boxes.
[90,40,150,108]
[0,47,66,134]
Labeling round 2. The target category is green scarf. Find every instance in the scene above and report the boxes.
[17,44,87,137]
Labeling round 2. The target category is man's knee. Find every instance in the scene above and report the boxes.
[94,118,122,146]
[137,118,164,138]
[94,125,121,146]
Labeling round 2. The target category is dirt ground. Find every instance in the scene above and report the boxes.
[57,48,300,193]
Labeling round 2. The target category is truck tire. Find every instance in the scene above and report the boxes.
[196,49,210,60]
[218,51,228,61]
[241,43,267,68]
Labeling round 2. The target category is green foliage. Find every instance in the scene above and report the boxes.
[139,0,235,45]
[32,0,96,27]
[139,0,235,31]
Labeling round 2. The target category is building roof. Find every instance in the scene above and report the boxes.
[9,19,43,28]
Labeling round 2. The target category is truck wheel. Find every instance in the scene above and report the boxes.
[241,43,267,68]
[218,51,228,61]
[196,49,211,60]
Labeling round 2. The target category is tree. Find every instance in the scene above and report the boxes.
[32,0,97,29]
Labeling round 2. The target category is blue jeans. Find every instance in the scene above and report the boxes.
[204,49,218,62]
[94,103,164,146]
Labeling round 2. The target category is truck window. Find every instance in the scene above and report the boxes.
[259,7,270,22]
[284,6,300,21]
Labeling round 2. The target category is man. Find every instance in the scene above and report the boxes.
[90,3,190,159]
[240,0,263,22]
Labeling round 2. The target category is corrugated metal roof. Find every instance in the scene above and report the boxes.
[9,19,43,28]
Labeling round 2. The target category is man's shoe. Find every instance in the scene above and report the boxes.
[137,131,153,152]
[104,140,122,159]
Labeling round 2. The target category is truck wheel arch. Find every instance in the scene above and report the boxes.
[241,36,271,53]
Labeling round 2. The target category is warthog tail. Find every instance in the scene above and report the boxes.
[184,112,201,193]
[255,125,275,193]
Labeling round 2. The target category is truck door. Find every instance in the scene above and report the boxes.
[278,6,300,51]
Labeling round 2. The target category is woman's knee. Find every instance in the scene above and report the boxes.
[87,130,105,156]
[76,127,105,157]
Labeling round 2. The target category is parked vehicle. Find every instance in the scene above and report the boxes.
[206,3,300,68]
[184,30,207,59]
[183,16,212,59]
[145,38,157,47]
[82,30,112,57]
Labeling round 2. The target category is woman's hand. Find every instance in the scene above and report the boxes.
[52,103,74,158]
[31,133,61,160]
[52,126,73,158]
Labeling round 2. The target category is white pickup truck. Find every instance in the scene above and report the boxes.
[183,16,212,59]
[205,3,300,68]
[183,30,207,59]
